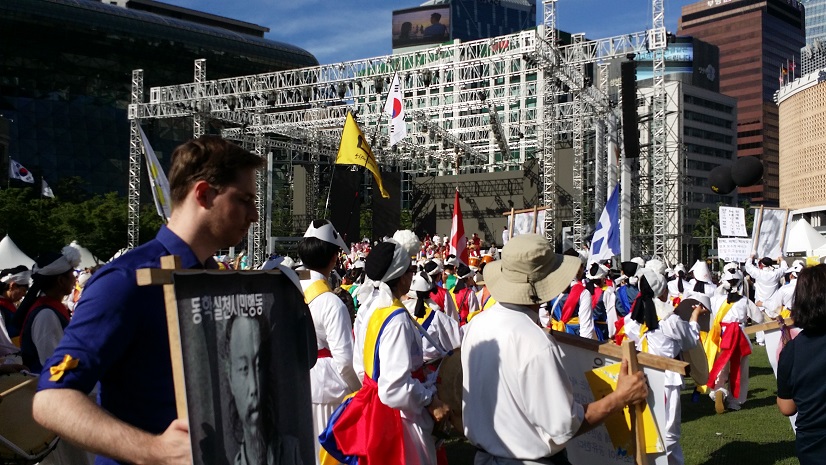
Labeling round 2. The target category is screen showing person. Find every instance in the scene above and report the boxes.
[226,315,303,465]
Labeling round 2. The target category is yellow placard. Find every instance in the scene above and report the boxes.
[585,362,665,454]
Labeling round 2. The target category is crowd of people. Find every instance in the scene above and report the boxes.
[0,135,823,465]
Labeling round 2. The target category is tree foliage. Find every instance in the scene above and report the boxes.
[0,183,163,263]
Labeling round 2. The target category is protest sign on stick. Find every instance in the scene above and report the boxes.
[138,258,316,465]
[550,331,685,464]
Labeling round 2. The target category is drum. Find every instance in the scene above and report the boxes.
[0,372,59,464]
[434,349,464,437]
[682,344,710,386]
[675,298,711,332]
[481,255,494,264]
[468,256,481,268]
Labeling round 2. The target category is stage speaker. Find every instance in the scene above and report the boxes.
[372,170,401,240]
[327,165,361,245]
[620,61,640,158]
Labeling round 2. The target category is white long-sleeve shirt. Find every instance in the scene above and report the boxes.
[578,288,595,339]
[710,294,763,327]
[623,304,700,387]
[462,303,584,460]
[32,310,64,366]
[762,279,797,317]
[301,271,361,403]
[402,298,462,361]
[744,259,788,302]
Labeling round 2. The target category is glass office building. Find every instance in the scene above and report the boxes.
[0,0,317,195]
[679,0,805,206]
[801,0,826,45]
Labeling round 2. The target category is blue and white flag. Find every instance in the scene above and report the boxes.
[589,184,620,263]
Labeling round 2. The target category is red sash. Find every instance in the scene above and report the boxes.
[318,348,332,358]
[560,282,585,323]
[332,375,405,465]
[707,322,752,398]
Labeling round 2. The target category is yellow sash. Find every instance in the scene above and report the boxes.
[304,279,332,305]
[363,299,407,380]
[640,323,650,354]
[780,306,791,319]
[417,304,434,326]
[697,300,733,393]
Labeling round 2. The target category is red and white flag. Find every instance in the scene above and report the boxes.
[383,73,407,147]
[449,188,469,265]
[9,159,34,183]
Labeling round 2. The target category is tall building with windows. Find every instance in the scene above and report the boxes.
[0,0,317,195]
[628,37,738,262]
[801,0,826,45]
[679,0,806,206]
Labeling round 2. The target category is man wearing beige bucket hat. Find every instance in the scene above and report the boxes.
[461,234,649,465]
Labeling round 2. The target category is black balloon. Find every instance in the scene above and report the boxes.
[709,165,736,195]
[731,156,764,187]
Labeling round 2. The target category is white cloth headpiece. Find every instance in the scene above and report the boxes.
[33,246,81,276]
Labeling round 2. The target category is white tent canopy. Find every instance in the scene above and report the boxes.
[68,240,100,269]
[0,235,35,270]
[784,219,826,255]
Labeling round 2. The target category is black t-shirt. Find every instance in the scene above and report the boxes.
[777,329,826,463]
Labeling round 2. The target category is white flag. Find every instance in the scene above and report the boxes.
[383,73,407,147]
[9,159,34,183]
[139,126,172,221]
[42,179,54,198]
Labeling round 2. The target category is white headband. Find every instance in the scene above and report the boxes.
[1,270,31,285]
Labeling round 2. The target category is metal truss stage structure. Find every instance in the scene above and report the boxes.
[127,0,681,268]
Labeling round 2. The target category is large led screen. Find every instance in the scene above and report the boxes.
[392,6,451,48]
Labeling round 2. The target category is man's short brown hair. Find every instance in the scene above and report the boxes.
[168,135,265,206]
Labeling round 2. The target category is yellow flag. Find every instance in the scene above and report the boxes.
[336,112,389,198]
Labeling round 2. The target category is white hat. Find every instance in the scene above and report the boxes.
[640,267,666,298]
[631,257,646,269]
[645,259,667,276]
[304,220,349,254]
[722,269,744,283]
[674,263,686,274]
[484,234,581,306]
[409,272,432,293]
[690,260,712,283]
[585,262,609,280]
[444,255,458,267]
[790,260,804,274]
[723,262,739,274]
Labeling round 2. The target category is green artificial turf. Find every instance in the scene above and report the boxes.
[445,345,798,465]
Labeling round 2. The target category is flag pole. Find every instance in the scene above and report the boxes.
[343,72,395,241]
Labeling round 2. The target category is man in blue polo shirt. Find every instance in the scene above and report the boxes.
[32,135,264,465]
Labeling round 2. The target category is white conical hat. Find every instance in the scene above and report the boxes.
[690,260,711,283]
[304,220,349,254]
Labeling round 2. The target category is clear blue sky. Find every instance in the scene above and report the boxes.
[167,0,701,64]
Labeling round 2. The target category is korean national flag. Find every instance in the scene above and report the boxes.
[9,159,34,184]
[383,73,407,147]
[589,184,621,263]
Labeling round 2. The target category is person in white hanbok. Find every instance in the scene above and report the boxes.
[297,220,361,464]
[402,272,462,361]
[352,231,450,465]
[622,268,705,465]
